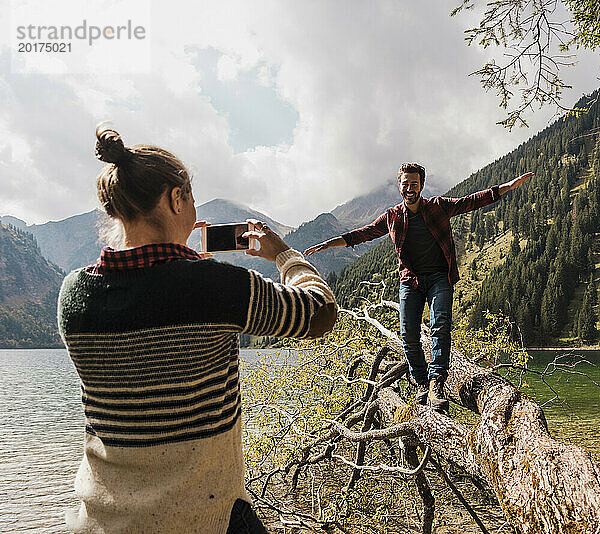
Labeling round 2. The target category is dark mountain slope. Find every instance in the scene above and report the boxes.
[330,90,600,346]
[0,223,64,348]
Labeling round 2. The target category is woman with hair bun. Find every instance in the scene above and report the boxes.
[58,125,337,533]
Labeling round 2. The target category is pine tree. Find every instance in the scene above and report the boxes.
[510,235,521,257]
[578,287,597,342]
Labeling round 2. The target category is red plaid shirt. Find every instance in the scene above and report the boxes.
[86,243,202,274]
[342,186,501,287]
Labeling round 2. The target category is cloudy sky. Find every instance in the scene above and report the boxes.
[1,0,599,227]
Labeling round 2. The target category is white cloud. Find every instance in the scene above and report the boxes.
[216,54,242,82]
[0,0,599,227]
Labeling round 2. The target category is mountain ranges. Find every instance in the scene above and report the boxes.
[2,89,600,347]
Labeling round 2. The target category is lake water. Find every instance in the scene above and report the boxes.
[0,348,598,532]
[518,350,600,460]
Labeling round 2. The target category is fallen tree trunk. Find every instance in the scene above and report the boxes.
[313,303,600,533]
[247,296,600,532]
[441,338,600,533]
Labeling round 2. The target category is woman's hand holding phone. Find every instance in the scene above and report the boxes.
[193,221,213,259]
[243,219,290,262]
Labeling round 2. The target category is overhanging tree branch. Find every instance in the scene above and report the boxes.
[451,0,599,128]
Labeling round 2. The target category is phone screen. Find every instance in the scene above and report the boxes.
[205,223,249,252]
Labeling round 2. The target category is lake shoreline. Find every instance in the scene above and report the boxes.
[0,343,64,350]
[526,346,600,351]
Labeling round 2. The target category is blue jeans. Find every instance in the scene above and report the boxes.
[398,272,453,385]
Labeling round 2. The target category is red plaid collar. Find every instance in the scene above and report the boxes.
[86,243,202,274]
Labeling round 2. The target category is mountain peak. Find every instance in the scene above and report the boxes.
[200,198,244,209]
[0,215,28,229]
[331,180,398,227]
[313,212,338,223]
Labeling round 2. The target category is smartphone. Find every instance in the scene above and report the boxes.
[201,222,256,253]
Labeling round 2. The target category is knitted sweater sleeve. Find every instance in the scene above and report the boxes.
[241,249,337,339]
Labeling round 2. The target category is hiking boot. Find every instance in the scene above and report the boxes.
[416,383,429,406]
[428,375,449,413]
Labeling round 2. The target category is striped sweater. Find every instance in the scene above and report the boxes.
[57,248,336,533]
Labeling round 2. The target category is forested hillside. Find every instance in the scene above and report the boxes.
[331,90,600,346]
[0,223,64,348]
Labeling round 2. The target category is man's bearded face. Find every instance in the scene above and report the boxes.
[399,172,423,205]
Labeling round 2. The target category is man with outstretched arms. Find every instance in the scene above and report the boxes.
[305,163,533,411]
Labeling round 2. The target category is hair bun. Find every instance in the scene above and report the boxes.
[95,125,131,165]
